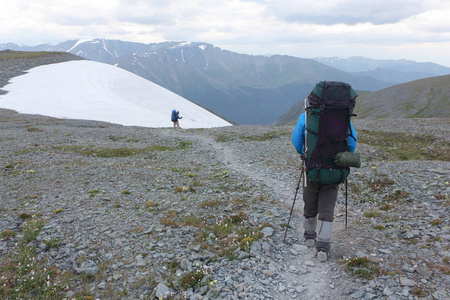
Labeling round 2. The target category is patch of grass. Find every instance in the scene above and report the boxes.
[358,129,450,161]
[174,186,195,194]
[18,213,32,220]
[53,141,192,158]
[26,127,44,132]
[179,266,212,291]
[368,176,395,193]
[373,224,385,230]
[341,256,379,280]
[0,230,16,239]
[363,210,382,218]
[384,189,409,202]
[413,287,430,298]
[145,200,159,208]
[21,218,46,245]
[240,130,280,141]
[52,209,64,215]
[214,133,233,143]
[0,214,85,299]
[430,219,442,226]
[183,215,206,228]
[380,203,395,211]
[199,199,222,208]
[108,135,126,141]
[87,190,100,196]
[43,237,62,249]
[121,190,131,195]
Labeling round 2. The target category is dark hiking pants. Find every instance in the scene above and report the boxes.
[303,179,339,222]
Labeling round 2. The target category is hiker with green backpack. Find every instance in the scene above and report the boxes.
[291,81,359,262]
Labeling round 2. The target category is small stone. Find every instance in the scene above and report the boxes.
[155,283,170,298]
[351,289,365,298]
[400,277,415,287]
[261,227,274,237]
[113,274,122,281]
[262,270,276,277]
[305,261,315,267]
[355,251,369,258]
[415,266,432,278]
[383,287,392,296]
[180,258,191,270]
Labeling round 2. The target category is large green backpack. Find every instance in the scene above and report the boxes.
[305,81,357,185]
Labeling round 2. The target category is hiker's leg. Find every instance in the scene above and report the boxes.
[303,179,319,245]
[316,184,339,260]
[317,184,339,222]
[303,179,319,218]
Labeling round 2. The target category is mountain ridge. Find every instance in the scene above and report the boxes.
[2,39,450,124]
[276,75,450,125]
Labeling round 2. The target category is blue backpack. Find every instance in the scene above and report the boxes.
[171,109,177,122]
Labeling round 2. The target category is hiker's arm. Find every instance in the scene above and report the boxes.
[347,122,357,153]
[292,113,305,154]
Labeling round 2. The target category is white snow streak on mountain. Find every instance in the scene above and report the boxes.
[0,60,232,129]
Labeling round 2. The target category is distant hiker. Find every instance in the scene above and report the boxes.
[291,81,358,262]
[171,109,183,129]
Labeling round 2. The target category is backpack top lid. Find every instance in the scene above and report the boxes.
[309,81,357,108]
[172,109,176,113]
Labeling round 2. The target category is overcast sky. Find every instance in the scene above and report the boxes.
[2,0,450,66]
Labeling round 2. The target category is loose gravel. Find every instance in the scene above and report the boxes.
[0,109,449,300]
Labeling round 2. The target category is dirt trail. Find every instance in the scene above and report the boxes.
[166,128,348,299]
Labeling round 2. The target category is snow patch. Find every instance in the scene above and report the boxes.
[67,39,91,52]
[0,61,231,129]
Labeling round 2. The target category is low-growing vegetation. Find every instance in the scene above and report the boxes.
[358,129,450,161]
[52,140,193,158]
[341,256,380,280]
[0,215,94,299]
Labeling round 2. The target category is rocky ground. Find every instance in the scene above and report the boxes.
[0,54,449,299]
[0,108,449,300]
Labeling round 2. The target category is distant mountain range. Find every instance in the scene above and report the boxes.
[314,56,450,84]
[2,39,450,124]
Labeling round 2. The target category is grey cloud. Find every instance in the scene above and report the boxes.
[256,0,429,25]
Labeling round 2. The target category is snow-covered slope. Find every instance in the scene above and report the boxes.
[0,60,232,129]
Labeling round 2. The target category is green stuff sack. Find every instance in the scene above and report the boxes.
[334,152,361,168]
[305,81,357,185]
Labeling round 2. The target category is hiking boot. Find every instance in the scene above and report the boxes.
[303,217,317,247]
[317,251,328,262]
[305,239,315,247]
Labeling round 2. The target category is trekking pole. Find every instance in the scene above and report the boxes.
[283,160,305,243]
[345,179,348,229]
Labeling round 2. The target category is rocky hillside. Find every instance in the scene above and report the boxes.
[0,107,448,299]
[276,75,450,125]
[354,75,450,119]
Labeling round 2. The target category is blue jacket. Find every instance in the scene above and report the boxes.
[292,112,357,154]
